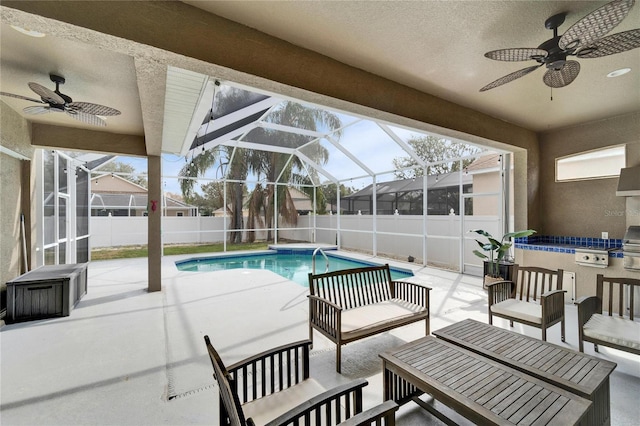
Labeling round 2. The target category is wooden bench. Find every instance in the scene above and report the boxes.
[204,336,399,425]
[576,274,640,355]
[488,265,566,342]
[308,264,430,373]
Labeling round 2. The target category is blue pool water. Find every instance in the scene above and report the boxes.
[175,251,413,287]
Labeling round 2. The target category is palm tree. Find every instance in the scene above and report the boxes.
[179,86,343,243]
[243,102,342,241]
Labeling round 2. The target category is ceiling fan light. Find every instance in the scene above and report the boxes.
[607,67,631,77]
[10,25,46,38]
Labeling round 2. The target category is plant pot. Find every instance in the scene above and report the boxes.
[482,261,515,289]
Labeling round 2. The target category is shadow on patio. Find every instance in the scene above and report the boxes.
[1,253,638,425]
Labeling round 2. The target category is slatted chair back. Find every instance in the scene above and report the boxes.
[512,265,563,302]
[228,341,311,405]
[204,335,248,426]
[309,265,393,310]
[596,275,640,319]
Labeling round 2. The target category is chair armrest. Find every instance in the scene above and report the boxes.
[227,340,312,403]
[337,400,399,426]
[308,295,343,340]
[487,280,514,306]
[391,280,431,309]
[540,290,565,323]
[265,378,369,426]
[575,296,601,329]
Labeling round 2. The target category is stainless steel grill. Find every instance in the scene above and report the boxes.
[623,226,640,271]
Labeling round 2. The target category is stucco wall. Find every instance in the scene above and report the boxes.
[539,112,640,238]
[0,101,34,288]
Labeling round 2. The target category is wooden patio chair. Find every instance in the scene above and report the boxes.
[488,265,565,341]
[204,336,398,426]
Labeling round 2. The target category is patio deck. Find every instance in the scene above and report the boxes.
[1,251,638,425]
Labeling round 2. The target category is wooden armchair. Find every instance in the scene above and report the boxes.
[488,265,565,342]
[576,275,640,354]
[204,336,398,426]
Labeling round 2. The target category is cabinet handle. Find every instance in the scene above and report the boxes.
[28,286,53,291]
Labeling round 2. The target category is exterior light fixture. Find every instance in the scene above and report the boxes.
[607,68,631,78]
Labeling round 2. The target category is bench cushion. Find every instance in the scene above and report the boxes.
[242,378,325,425]
[583,314,640,351]
[341,298,427,340]
[491,299,542,325]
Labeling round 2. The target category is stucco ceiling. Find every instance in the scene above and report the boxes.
[186,0,640,132]
[0,1,638,159]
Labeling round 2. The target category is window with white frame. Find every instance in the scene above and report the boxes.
[556,145,625,182]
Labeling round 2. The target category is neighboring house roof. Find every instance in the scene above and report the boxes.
[90,193,192,210]
[91,174,148,193]
[466,153,502,172]
[91,174,195,210]
[346,172,472,198]
[288,187,314,211]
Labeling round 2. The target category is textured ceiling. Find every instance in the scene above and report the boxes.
[0,1,638,159]
[186,0,640,132]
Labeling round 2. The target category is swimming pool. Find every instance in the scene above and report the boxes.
[175,250,413,287]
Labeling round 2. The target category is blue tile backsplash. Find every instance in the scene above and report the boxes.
[514,235,624,258]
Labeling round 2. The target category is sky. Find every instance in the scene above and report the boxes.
[113,111,482,197]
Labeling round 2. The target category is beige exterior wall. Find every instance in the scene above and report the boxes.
[0,101,35,287]
[2,2,638,292]
[538,112,640,239]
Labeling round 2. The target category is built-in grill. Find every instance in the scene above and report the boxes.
[623,226,640,271]
[575,247,611,268]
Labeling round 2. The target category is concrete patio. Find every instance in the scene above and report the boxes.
[1,251,638,425]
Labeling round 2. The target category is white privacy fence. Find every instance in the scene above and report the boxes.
[91,214,502,271]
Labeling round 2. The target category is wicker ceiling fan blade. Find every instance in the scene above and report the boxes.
[484,48,548,62]
[559,0,636,52]
[543,61,581,88]
[67,102,121,116]
[23,105,52,115]
[577,29,640,58]
[480,65,542,92]
[0,92,46,104]
[28,82,65,105]
[65,109,107,126]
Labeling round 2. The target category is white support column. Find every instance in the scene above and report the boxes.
[372,175,377,256]
[337,184,341,248]
[274,182,278,244]
[422,170,428,266]
[223,179,227,251]
[313,186,317,243]
[458,160,465,273]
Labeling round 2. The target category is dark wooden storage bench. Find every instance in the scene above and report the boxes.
[6,263,88,323]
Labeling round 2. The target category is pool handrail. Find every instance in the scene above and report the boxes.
[312,247,329,274]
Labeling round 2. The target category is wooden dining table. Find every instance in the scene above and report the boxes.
[380,336,591,425]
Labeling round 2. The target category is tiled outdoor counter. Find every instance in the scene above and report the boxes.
[513,236,633,301]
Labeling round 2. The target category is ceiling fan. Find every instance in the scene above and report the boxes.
[480,0,640,92]
[0,74,121,126]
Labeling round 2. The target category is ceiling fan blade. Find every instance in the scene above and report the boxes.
[65,110,107,126]
[67,102,121,116]
[484,48,548,62]
[0,92,46,104]
[28,82,65,105]
[543,60,581,88]
[23,105,52,115]
[479,65,542,92]
[577,28,640,58]
[559,0,635,52]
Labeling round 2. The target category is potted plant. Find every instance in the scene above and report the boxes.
[470,229,536,287]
